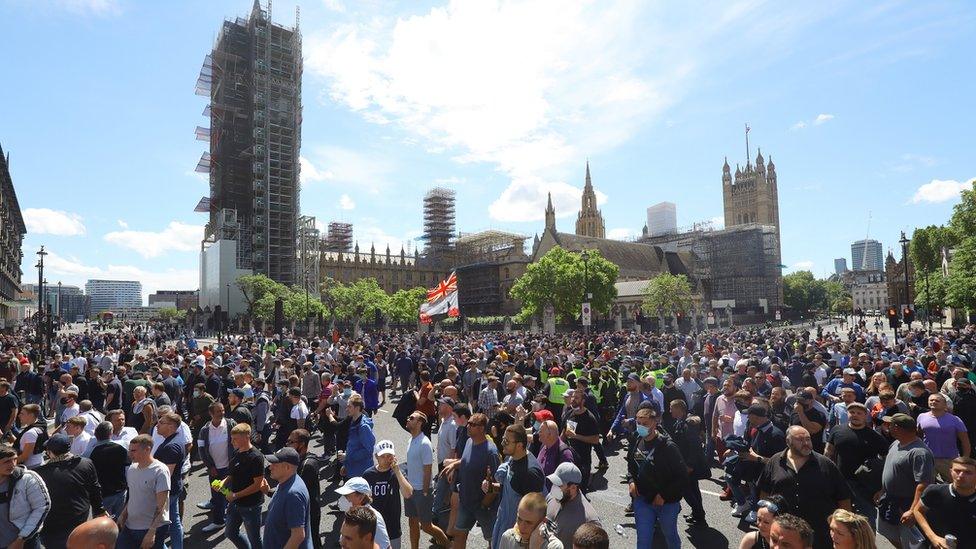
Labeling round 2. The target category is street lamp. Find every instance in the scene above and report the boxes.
[35,247,47,354]
[899,231,911,329]
[580,249,591,334]
[304,270,311,338]
[57,281,62,327]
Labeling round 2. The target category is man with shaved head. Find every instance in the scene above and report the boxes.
[67,515,118,549]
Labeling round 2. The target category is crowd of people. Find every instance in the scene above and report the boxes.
[0,317,974,549]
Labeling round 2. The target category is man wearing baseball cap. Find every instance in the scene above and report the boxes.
[544,461,600,549]
[363,440,412,549]
[878,413,935,549]
[262,447,313,549]
[335,476,390,549]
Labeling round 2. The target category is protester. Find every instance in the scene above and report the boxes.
[261,447,312,549]
[34,432,104,548]
[877,413,935,549]
[362,440,411,549]
[287,429,325,549]
[88,421,129,518]
[490,423,545,548]
[339,506,378,549]
[827,509,877,549]
[67,515,119,549]
[335,476,391,548]
[738,496,786,549]
[116,434,171,549]
[770,514,815,549]
[223,422,265,549]
[497,492,562,549]
[0,444,50,548]
[626,404,686,548]
[914,456,976,548]
[441,412,499,549]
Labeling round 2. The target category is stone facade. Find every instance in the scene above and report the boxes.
[885,251,915,308]
[575,162,606,238]
[319,244,450,294]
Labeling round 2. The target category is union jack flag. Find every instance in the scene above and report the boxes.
[427,271,457,302]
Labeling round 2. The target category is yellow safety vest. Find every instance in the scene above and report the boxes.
[548,378,570,404]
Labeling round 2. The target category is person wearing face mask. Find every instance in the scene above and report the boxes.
[545,462,601,549]
[626,404,686,549]
[335,477,391,549]
[758,426,851,549]
[952,376,976,450]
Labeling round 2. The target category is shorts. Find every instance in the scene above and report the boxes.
[404,491,434,523]
[454,502,496,540]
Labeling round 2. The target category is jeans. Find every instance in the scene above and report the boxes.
[116,525,170,549]
[168,491,184,549]
[225,502,263,549]
[103,490,127,518]
[208,467,229,524]
[633,498,681,548]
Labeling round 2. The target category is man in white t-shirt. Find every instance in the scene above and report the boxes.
[106,410,138,449]
[117,434,171,548]
[59,390,80,427]
[288,387,309,431]
[16,404,46,467]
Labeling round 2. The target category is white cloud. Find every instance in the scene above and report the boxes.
[891,153,938,173]
[307,0,688,221]
[39,249,196,304]
[339,194,356,210]
[607,227,638,240]
[814,113,835,125]
[790,114,834,130]
[910,178,974,204]
[52,0,120,16]
[791,260,815,271]
[487,174,607,223]
[103,221,203,258]
[323,0,346,13]
[301,146,393,194]
[300,156,333,184]
[117,220,128,229]
[23,208,86,236]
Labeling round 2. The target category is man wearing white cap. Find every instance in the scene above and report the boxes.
[363,440,413,549]
[336,477,391,549]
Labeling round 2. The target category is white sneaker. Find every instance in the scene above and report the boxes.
[731,503,749,518]
[201,522,224,533]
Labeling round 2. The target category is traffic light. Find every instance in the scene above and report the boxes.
[903,307,914,325]
[887,307,899,329]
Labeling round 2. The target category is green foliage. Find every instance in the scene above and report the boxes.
[509,246,619,322]
[783,271,849,312]
[641,274,694,316]
[238,274,288,319]
[386,286,428,323]
[283,286,326,321]
[334,278,389,324]
[157,307,186,322]
[946,181,976,310]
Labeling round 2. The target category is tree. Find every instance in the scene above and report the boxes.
[283,286,326,322]
[824,280,850,314]
[237,274,287,320]
[509,246,619,322]
[641,274,694,317]
[783,271,817,311]
[334,278,389,329]
[319,277,343,329]
[386,286,428,324]
[157,307,186,322]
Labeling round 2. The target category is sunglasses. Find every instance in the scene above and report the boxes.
[757,499,780,514]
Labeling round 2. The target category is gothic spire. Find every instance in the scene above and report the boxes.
[584,160,593,191]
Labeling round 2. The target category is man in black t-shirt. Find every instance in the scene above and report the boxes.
[915,456,976,548]
[825,402,888,527]
[288,428,326,549]
[563,390,600,490]
[153,412,185,548]
[104,370,123,411]
[223,423,265,548]
[89,420,130,517]
[362,440,413,549]
[790,389,827,454]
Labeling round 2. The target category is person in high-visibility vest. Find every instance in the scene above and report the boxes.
[543,367,570,421]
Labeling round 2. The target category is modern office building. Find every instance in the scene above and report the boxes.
[85,280,142,312]
[0,143,26,325]
[851,239,883,271]
[834,258,848,275]
[196,0,302,317]
[645,202,677,237]
[148,290,199,310]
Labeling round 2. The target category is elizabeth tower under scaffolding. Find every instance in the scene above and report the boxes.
[197,0,302,287]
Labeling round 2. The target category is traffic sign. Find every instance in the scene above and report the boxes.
[581,302,591,326]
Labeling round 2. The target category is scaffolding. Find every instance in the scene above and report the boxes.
[297,216,320,295]
[196,0,302,286]
[323,221,353,253]
[455,229,526,265]
[422,187,456,259]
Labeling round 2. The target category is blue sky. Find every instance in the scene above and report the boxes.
[2,0,974,303]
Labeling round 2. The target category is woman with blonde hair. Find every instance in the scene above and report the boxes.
[828,509,876,549]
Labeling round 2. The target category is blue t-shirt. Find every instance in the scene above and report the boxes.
[406,434,434,490]
[263,474,312,549]
[458,438,500,510]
